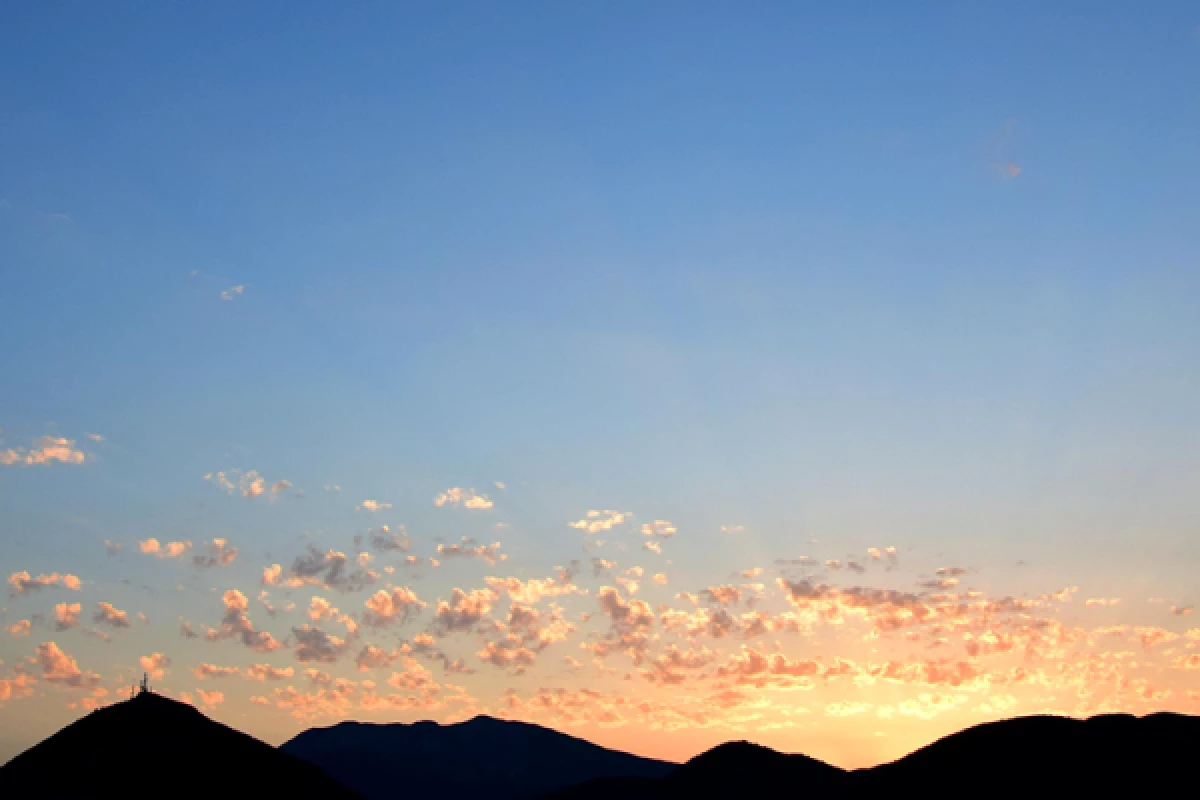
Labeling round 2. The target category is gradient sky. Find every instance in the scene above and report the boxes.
[2,1,1199,768]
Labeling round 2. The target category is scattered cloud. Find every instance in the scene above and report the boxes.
[292,625,349,663]
[7,571,82,596]
[362,587,426,627]
[203,589,282,653]
[357,499,392,512]
[437,537,505,565]
[54,602,82,631]
[192,538,238,568]
[36,642,100,687]
[640,520,677,538]
[0,435,87,466]
[219,284,245,301]
[432,588,496,634]
[434,487,494,510]
[569,510,631,534]
[204,469,290,500]
[93,602,132,629]
[139,538,192,559]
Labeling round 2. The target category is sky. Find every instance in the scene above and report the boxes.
[2,0,1200,769]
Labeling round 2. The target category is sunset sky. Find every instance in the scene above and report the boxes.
[2,2,1200,768]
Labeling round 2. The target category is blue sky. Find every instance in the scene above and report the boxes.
[1,1,1199,766]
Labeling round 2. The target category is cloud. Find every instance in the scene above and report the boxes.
[643,644,716,685]
[139,538,192,559]
[292,625,350,663]
[0,673,37,702]
[192,538,238,568]
[104,540,122,556]
[7,571,82,596]
[36,642,100,687]
[54,603,82,631]
[434,487,494,510]
[138,653,172,680]
[204,469,289,500]
[0,435,87,466]
[700,585,742,605]
[92,602,132,629]
[432,588,496,634]
[640,520,677,538]
[219,284,245,300]
[1086,597,1122,607]
[196,688,225,708]
[8,620,31,637]
[595,587,655,663]
[1170,605,1194,616]
[204,589,282,653]
[437,537,505,565]
[357,499,392,512]
[484,575,585,605]
[285,545,378,592]
[261,564,283,586]
[569,510,630,534]
[716,646,821,689]
[477,639,538,671]
[362,587,426,627]
[720,525,745,535]
[994,162,1022,179]
[193,663,240,679]
[355,644,407,671]
[308,596,359,634]
[244,663,294,681]
[362,525,410,552]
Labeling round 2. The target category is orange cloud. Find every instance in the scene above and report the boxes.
[1,435,87,466]
[7,571,82,596]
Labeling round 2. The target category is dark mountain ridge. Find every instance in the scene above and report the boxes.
[0,690,358,798]
[280,713,676,800]
[545,711,1200,799]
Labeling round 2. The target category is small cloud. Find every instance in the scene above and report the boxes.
[219,285,245,301]
[357,499,392,513]
[1,435,88,467]
[1170,605,1194,616]
[494,481,506,490]
[434,487,493,510]
[138,538,192,559]
[8,571,82,596]
[994,162,1022,179]
[205,469,288,500]
[569,510,630,534]
[192,539,238,568]
[720,525,746,535]
[85,433,104,442]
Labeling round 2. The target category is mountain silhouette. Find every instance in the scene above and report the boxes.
[280,714,676,800]
[548,712,1200,799]
[0,691,358,799]
[847,711,1198,795]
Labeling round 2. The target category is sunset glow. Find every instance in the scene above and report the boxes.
[2,2,1198,771]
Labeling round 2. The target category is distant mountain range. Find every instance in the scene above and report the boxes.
[545,711,1200,798]
[279,715,675,799]
[4,694,1196,799]
[0,690,357,798]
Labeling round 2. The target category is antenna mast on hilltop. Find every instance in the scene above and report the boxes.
[139,672,149,695]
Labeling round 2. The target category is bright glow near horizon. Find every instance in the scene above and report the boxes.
[2,1,1199,769]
